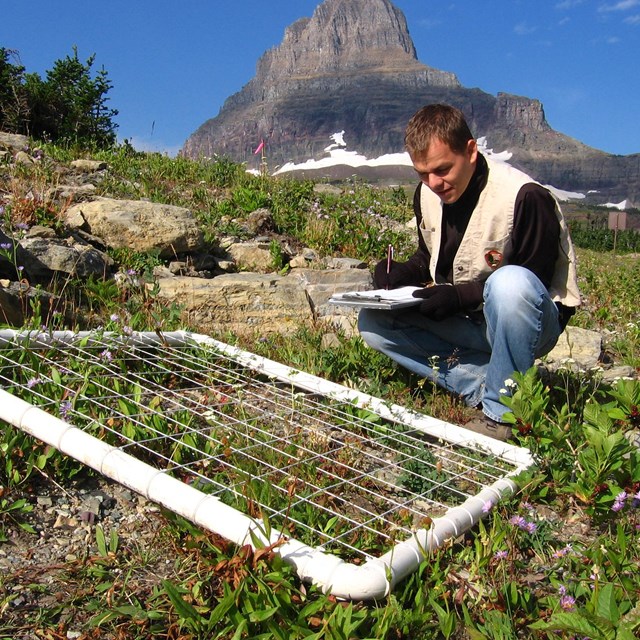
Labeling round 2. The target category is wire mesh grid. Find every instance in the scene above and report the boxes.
[0,330,522,563]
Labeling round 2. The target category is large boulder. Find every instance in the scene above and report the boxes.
[64,197,205,258]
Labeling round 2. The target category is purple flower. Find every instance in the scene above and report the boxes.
[560,595,576,611]
[59,400,72,420]
[482,500,493,513]
[631,491,640,508]
[27,377,42,388]
[509,514,538,534]
[14,222,29,231]
[612,491,627,512]
[110,313,120,322]
[100,349,113,362]
[493,550,508,561]
[552,544,573,559]
[509,515,527,528]
[0,242,12,251]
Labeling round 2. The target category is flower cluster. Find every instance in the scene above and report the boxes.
[558,585,576,611]
[612,489,640,513]
[509,514,537,534]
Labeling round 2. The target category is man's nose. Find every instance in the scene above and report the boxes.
[424,174,443,191]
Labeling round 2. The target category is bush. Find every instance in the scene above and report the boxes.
[0,46,118,148]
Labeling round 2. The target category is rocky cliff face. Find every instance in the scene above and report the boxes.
[181,0,639,204]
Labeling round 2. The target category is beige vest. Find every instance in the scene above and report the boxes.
[418,157,581,307]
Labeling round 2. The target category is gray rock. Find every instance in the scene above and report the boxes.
[19,236,113,279]
[245,207,274,235]
[542,326,603,371]
[0,132,29,151]
[326,257,367,269]
[64,197,205,258]
[14,150,33,166]
[70,159,108,172]
[226,242,274,272]
[156,272,313,336]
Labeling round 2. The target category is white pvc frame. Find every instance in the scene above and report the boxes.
[0,329,535,600]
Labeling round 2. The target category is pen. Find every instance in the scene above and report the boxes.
[386,244,394,289]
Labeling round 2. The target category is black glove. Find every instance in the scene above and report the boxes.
[373,259,416,289]
[412,285,462,320]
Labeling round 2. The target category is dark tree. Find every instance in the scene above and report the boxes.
[25,47,119,147]
[0,48,29,133]
[0,46,118,148]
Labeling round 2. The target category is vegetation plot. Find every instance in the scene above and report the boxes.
[0,139,639,638]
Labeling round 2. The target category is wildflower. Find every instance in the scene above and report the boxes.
[482,500,493,513]
[632,491,640,508]
[122,325,133,336]
[59,400,72,420]
[110,313,120,322]
[509,515,527,528]
[552,544,573,559]
[14,222,29,231]
[27,377,41,388]
[560,595,576,611]
[100,349,113,362]
[612,491,627,512]
[509,514,538,534]
[493,549,508,561]
[0,242,12,251]
[503,378,517,389]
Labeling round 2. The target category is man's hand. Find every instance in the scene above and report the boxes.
[412,285,462,320]
[373,259,416,289]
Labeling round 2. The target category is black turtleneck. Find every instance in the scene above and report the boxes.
[437,153,489,283]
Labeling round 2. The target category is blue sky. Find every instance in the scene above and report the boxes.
[2,1,639,156]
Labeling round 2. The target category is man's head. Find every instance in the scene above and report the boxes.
[405,104,478,204]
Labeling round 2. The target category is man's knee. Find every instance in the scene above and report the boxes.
[484,265,543,307]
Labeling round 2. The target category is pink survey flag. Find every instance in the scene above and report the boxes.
[254,140,265,155]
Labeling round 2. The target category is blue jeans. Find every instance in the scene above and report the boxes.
[358,266,562,422]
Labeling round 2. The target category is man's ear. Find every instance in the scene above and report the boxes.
[466,139,478,163]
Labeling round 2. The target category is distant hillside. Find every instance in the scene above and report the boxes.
[181,0,640,205]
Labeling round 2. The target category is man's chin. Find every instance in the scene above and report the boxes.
[437,190,458,204]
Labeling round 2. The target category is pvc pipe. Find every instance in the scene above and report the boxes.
[0,329,532,600]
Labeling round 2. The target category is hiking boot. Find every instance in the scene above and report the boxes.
[462,415,512,441]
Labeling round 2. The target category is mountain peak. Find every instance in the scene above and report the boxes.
[254,0,444,83]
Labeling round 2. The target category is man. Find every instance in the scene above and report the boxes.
[358,104,581,440]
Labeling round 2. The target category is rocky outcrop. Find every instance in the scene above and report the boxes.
[181,0,639,204]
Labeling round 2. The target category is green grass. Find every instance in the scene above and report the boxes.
[1,141,639,639]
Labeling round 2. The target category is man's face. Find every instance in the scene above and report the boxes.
[411,138,478,204]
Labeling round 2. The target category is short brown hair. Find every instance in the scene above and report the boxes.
[404,104,474,156]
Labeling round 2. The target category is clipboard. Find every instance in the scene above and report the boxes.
[329,286,423,310]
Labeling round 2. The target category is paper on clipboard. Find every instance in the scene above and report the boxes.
[329,286,423,310]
